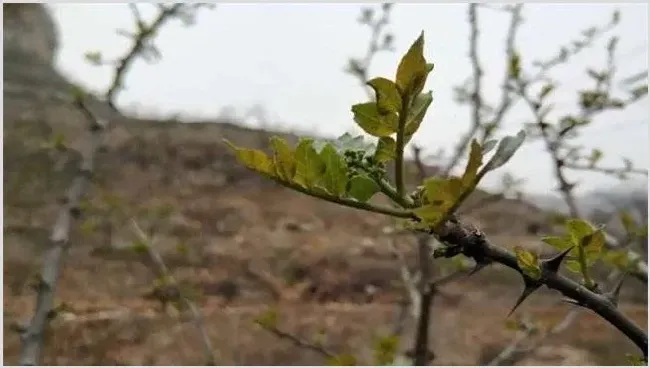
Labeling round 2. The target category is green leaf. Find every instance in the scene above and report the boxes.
[153,202,174,219]
[538,84,555,100]
[254,308,279,329]
[70,85,86,103]
[482,139,498,155]
[626,354,647,366]
[619,210,638,235]
[404,91,433,142]
[423,177,462,206]
[294,138,326,188]
[52,132,67,151]
[582,228,606,261]
[84,51,103,66]
[461,140,483,188]
[130,240,150,254]
[367,77,402,114]
[328,354,357,366]
[395,31,429,98]
[320,144,349,196]
[351,102,398,137]
[327,133,376,155]
[514,246,541,279]
[414,177,462,226]
[373,335,400,365]
[413,204,446,227]
[509,52,521,79]
[176,242,189,255]
[374,137,396,163]
[602,250,630,269]
[484,130,526,171]
[224,139,275,176]
[588,148,603,166]
[504,319,521,331]
[80,219,97,236]
[541,236,574,252]
[270,136,298,182]
[566,218,594,246]
[347,175,380,202]
[565,259,582,274]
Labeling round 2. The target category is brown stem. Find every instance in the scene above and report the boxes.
[434,217,648,356]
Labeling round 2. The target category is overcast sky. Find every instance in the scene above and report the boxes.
[48,3,648,195]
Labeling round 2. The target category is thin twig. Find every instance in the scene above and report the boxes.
[256,324,336,359]
[131,220,217,365]
[442,4,521,176]
[348,4,394,100]
[106,4,184,109]
[563,162,648,177]
[488,306,580,365]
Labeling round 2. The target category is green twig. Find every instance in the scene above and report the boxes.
[394,95,411,200]
[269,176,414,219]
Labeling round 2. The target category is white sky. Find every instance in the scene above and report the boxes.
[48,3,649,195]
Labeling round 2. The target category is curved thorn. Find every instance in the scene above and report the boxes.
[561,297,586,308]
[540,246,574,274]
[604,273,627,307]
[508,276,541,317]
[468,260,490,276]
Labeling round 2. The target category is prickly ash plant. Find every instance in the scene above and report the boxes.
[226,32,648,360]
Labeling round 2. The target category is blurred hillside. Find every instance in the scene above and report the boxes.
[3,4,646,365]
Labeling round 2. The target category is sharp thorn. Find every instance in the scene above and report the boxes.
[468,260,490,277]
[604,273,627,307]
[540,246,574,274]
[561,297,587,308]
[508,276,541,317]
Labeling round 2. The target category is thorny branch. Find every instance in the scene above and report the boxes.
[490,270,625,365]
[431,216,648,357]
[18,4,214,365]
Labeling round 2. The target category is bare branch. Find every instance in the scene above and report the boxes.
[255,323,336,359]
[18,100,105,366]
[487,309,580,366]
[106,4,185,109]
[564,162,648,177]
[346,4,394,99]
[442,4,522,176]
[131,220,217,365]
